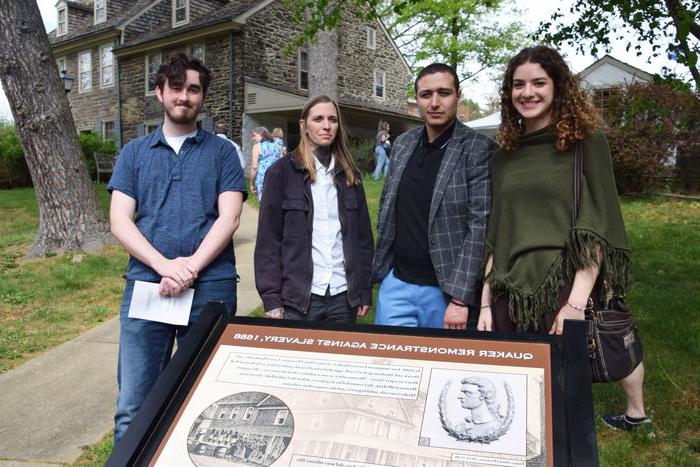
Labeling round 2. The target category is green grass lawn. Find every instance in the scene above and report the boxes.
[1,180,699,465]
[0,185,127,374]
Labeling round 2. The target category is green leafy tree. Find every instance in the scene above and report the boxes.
[379,0,526,84]
[460,98,483,121]
[602,81,700,193]
[535,0,700,90]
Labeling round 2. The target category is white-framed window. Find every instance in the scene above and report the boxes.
[100,44,114,87]
[56,56,67,76]
[374,69,385,98]
[145,51,162,95]
[366,27,376,49]
[273,410,289,426]
[298,48,308,91]
[78,51,92,92]
[172,0,189,27]
[190,43,205,62]
[242,407,255,421]
[57,7,67,36]
[94,0,106,24]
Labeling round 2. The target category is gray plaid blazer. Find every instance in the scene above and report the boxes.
[371,120,494,305]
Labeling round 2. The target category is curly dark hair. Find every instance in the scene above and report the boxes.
[496,46,598,152]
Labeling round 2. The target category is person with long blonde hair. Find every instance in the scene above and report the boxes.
[479,45,651,435]
[254,95,373,322]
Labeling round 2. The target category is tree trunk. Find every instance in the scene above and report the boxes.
[308,29,339,100]
[0,0,111,257]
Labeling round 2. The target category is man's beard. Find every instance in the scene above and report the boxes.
[163,102,200,124]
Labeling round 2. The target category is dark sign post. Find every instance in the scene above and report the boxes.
[108,303,597,467]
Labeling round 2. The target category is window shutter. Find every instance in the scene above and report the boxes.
[94,120,102,136]
[137,124,145,137]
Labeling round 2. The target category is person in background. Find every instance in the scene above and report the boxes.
[255,95,374,323]
[272,127,287,157]
[381,121,392,156]
[215,122,246,170]
[478,45,652,436]
[372,130,390,181]
[249,126,281,201]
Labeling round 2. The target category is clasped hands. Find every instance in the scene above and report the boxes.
[156,257,199,297]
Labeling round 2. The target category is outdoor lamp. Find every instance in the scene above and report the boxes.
[60,70,75,93]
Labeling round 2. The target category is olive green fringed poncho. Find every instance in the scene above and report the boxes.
[485,126,632,331]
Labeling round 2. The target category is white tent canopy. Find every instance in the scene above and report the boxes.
[466,112,500,136]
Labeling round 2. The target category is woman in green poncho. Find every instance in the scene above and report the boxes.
[478,46,651,435]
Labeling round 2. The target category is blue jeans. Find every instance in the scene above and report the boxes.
[372,151,389,180]
[374,269,447,328]
[113,279,236,445]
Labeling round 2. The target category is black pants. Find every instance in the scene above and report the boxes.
[283,290,357,323]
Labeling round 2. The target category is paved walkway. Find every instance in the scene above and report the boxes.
[0,203,261,466]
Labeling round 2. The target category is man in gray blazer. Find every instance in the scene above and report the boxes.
[371,63,494,330]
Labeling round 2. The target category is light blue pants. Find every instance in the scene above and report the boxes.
[372,150,389,180]
[374,269,447,328]
[113,279,236,445]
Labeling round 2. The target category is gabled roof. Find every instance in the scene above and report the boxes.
[578,54,654,86]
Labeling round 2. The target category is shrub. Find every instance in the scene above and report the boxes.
[79,131,117,180]
[602,82,700,194]
[0,122,32,189]
[349,138,376,175]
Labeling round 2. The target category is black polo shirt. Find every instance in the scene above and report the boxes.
[393,120,456,285]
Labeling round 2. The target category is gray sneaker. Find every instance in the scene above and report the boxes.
[602,414,655,438]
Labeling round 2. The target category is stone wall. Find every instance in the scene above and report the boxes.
[64,41,119,134]
[242,1,305,89]
[118,33,232,145]
[243,1,410,110]
[336,11,410,112]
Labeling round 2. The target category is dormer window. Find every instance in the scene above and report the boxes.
[173,0,189,27]
[57,7,67,36]
[94,0,106,24]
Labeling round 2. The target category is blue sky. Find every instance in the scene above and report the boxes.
[0,0,687,121]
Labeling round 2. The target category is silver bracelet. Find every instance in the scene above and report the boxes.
[567,302,586,312]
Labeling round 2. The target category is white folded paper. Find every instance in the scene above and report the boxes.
[128,280,194,326]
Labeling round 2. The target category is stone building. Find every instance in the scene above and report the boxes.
[48,0,419,161]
